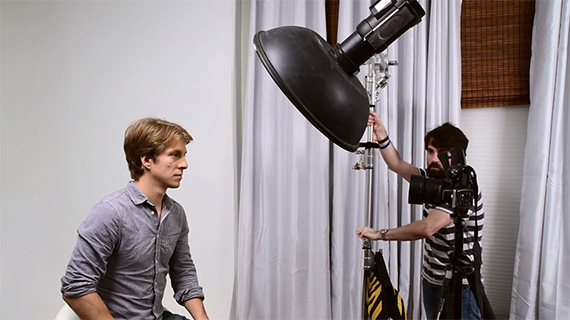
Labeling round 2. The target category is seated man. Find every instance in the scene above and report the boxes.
[61,118,209,320]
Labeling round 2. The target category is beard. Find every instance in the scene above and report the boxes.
[428,163,447,179]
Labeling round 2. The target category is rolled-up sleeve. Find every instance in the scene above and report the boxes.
[61,201,120,297]
[168,207,204,305]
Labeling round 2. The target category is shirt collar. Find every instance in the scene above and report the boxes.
[126,181,147,205]
[126,181,173,209]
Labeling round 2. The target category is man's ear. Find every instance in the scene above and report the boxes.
[141,155,153,170]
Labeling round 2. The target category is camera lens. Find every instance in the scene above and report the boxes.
[408,175,446,205]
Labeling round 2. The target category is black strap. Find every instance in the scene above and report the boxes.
[471,171,496,319]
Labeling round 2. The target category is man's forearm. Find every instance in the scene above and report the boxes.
[184,297,209,320]
[63,292,114,320]
[383,220,433,241]
[370,112,418,181]
[386,209,453,241]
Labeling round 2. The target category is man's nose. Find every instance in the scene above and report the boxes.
[180,157,189,169]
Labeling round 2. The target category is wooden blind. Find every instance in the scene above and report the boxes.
[325,0,340,45]
[461,0,535,108]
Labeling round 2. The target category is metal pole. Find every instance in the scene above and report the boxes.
[360,56,378,320]
[359,53,396,320]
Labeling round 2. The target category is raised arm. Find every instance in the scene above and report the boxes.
[369,110,419,182]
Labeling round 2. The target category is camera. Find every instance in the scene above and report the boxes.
[408,147,477,209]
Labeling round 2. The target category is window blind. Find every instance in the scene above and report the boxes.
[460,0,535,108]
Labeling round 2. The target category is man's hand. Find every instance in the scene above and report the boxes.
[368,110,388,141]
[356,227,381,240]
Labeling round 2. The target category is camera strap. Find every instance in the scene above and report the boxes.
[470,182,496,319]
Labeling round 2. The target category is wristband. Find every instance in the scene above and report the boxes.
[377,135,389,144]
[379,140,391,150]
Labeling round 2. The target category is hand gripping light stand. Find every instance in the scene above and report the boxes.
[357,54,397,320]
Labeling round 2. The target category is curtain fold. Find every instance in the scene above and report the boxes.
[510,1,570,318]
[233,1,331,319]
[234,0,463,319]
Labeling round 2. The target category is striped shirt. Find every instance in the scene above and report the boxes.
[418,170,485,286]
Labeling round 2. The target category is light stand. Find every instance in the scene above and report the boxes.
[356,54,397,320]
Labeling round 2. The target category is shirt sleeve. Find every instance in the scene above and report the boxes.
[419,168,426,176]
[61,201,121,297]
[168,204,205,304]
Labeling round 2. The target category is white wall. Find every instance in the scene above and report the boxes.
[461,106,529,318]
[0,1,236,319]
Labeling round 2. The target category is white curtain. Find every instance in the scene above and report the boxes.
[233,0,463,319]
[233,1,331,319]
[510,1,570,318]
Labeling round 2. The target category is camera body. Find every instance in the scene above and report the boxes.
[408,147,476,210]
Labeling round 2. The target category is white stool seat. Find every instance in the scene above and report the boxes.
[54,304,80,320]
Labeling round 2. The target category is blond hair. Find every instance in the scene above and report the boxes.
[123,118,193,180]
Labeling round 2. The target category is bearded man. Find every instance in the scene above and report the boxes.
[356,110,484,320]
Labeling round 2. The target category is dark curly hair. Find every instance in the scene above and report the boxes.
[424,122,469,154]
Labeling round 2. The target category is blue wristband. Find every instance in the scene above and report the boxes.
[379,140,391,150]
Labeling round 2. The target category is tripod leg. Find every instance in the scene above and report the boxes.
[434,269,453,320]
[466,272,496,319]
